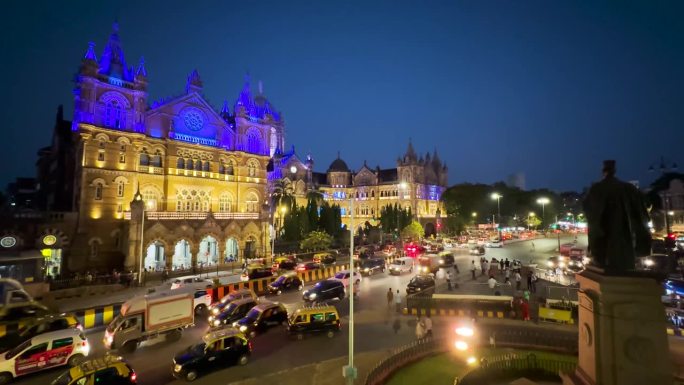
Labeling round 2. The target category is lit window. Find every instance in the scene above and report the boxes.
[247,131,261,154]
[98,151,105,161]
[105,99,125,129]
[117,181,124,197]
[246,193,259,213]
[117,203,123,213]
[177,158,185,169]
[139,152,149,166]
[119,153,126,163]
[94,183,103,200]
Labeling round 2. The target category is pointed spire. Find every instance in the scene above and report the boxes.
[404,138,417,162]
[99,21,131,81]
[135,56,147,78]
[235,72,253,112]
[220,100,230,117]
[432,147,441,168]
[337,151,341,159]
[84,41,97,61]
[186,69,203,93]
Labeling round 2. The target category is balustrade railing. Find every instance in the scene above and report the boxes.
[122,211,260,220]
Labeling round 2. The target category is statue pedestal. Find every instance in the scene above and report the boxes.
[563,269,671,385]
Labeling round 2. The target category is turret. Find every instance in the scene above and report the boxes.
[185,69,203,94]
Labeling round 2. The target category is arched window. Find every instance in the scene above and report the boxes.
[218,162,225,174]
[194,159,202,171]
[177,158,185,169]
[203,161,210,172]
[246,192,259,213]
[105,99,125,129]
[151,150,162,167]
[116,180,125,197]
[202,200,209,211]
[186,159,194,170]
[94,183,103,200]
[226,160,235,175]
[139,152,149,166]
[219,194,233,212]
[371,190,375,198]
[247,130,261,154]
[193,200,201,211]
[247,160,258,177]
[269,127,278,157]
[89,239,101,259]
[142,188,159,211]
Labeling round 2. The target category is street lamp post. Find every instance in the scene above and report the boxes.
[536,197,549,229]
[491,193,502,223]
[528,212,535,231]
[343,196,357,384]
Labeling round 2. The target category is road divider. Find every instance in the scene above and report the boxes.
[404,292,513,319]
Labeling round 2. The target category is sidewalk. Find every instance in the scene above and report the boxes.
[48,269,242,312]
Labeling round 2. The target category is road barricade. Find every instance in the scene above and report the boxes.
[404,293,513,319]
[538,306,574,324]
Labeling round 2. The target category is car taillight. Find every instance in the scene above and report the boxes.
[130,371,137,382]
[248,341,253,351]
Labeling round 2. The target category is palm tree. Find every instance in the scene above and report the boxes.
[306,188,324,206]
[271,179,294,208]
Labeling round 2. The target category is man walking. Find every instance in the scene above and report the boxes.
[424,315,433,337]
[395,289,402,313]
[471,261,476,280]
[515,271,522,290]
[499,258,504,272]
[530,272,538,293]
[387,288,394,310]
[446,270,453,291]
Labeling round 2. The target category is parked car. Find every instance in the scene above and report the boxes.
[389,257,414,275]
[287,305,341,340]
[358,258,386,276]
[313,252,337,265]
[208,298,258,329]
[0,313,82,353]
[268,272,304,295]
[209,289,257,316]
[240,266,274,282]
[52,355,136,385]
[170,276,213,290]
[272,260,297,273]
[303,280,345,303]
[233,302,288,338]
[172,329,251,382]
[485,241,503,248]
[406,275,436,294]
[0,328,90,384]
[329,270,362,288]
[437,252,455,267]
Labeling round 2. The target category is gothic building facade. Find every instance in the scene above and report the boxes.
[268,141,447,235]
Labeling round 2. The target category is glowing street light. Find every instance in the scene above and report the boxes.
[536,197,549,228]
[528,212,536,231]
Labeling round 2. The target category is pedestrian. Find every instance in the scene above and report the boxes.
[162,268,169,283]
[526,271,532,290]
[530,272,538,293]
[521,299,530,321]
[531,241,535,252]
[395,290,402,313]
[453,263,460,274]
[488,275,498,290]
[415,317,426,339]
[480,259,486,276]
[471,261,476,280]
[515,271,522,290]
[504,268,511,282]
[424,315,433,337]
[484,259,490,276]
[499,259,504,272]
[446,270,453,291]
[387,288,394,310]
[85,271,93,284]
[504,258,510,270]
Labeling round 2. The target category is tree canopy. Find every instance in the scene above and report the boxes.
[401,220,424,241]
[300,230,334,251]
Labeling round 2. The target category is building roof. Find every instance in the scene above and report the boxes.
[328,155,350,172]
[312,172,327,186]
[377,168,398,183]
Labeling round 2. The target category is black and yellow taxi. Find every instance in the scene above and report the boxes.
[172,329,251,382]
[287,305,341,340]
[233,301,287,338]
[267,272,304,296]
[313,252,336,265]
[51,355,136,385]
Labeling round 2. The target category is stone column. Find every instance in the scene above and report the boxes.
[126,196,144,271]
[563,269,672,385]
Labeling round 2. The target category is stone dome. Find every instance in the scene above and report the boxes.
[328,155,350,172]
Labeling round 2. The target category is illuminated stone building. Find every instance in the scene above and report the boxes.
[2,24,283,277]
[269,141,447,236]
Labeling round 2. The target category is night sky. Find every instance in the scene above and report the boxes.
[2,0,683,192]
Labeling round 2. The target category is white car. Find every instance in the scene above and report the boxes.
[485,241,503,248]
[0,328,89,383]
[170,275,213,290]
[329,270,362,288]
[389,257,414,275]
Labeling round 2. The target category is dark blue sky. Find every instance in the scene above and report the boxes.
[2,0,683,191]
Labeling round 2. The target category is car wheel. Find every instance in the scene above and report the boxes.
[195,304,207,317]
[326,331,335,338]
[238,354,249,366]
[68,354,85,367]
[186,370,198,382]
[121,340,138,353]
[0,373,12,385]
[249,330,256,338]
[277,290,282,296]
[166,329,182,342]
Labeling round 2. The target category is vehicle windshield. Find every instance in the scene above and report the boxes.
[334,272,347,279]
[221,303,238,316]
[245,308,261,321]
[409,276,429,285]
[391,260,403,265]
[188,342,206,355]
[6,339,30,359]
[313,282,324,289]
[274,276,287,284]
[51,370,73,385]
[107,314,124,332]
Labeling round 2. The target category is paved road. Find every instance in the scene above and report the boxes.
[8,236,623,385]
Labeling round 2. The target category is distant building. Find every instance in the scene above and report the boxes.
[506,173,526,190]
[268,140,447,237]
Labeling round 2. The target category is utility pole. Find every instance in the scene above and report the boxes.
[343,196,357,383]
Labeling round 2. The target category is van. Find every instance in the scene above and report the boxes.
[0,328,90,384]
[287,305,341,340]
[389,257,414,275]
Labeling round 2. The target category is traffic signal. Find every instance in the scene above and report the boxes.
[665,233,677,249]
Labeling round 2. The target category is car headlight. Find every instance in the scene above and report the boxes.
[212,308,219,315]
[239,325,247,332]
[364,268,370,272]
[547,261,554,267]
[232,322,238,327]
[213,320,220,327]
[416,287,421,291]
[208,316,214,322]
[309,293,317,299]
[439,260,444,264]
[644,259,655,267]
[559,261,566,268]
[105,335,113,345]
[174,364,182,372]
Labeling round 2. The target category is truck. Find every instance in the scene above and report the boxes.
[417,254,442,274]
[104,289,194,353]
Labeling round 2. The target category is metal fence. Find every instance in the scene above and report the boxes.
[456,353,577,385]
[365,337,443,385]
